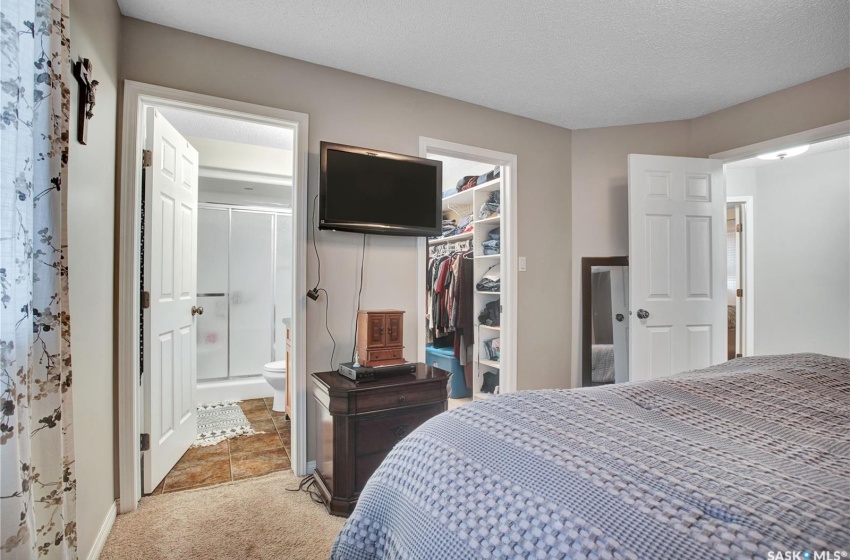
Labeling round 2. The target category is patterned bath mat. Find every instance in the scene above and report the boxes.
[192,401,263,447]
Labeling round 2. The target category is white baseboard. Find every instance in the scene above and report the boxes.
[196,376,273,405]
[86,500,117,560]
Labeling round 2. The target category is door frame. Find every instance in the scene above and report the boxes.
[726,197,754,357]
[415,137,518,394]
[118,81,309,513]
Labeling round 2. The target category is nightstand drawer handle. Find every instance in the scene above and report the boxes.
[398,395,406,403]
[392,424,410,439]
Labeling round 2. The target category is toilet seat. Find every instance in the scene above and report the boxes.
[264,360,286,374]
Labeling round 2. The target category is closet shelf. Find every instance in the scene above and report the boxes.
[479,359,501,369]
[479,325,500,331]
[441,178,502,207]
[475,290,500,295]
[475,215,501,225]
[428,232,473,245]
[474,254,500,260]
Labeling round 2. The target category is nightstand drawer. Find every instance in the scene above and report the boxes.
[365,348,403,363]
[356,384,444,413]
[354,404,442,457]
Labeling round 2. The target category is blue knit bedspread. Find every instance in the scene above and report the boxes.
[331,354,850,559]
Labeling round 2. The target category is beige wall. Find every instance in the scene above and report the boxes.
[118,18,574,459]
[569,69,850,385]
[68,0,121,556]
[690,70,850,157]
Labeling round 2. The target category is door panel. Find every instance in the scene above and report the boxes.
[368,315,386,347]
[628,155,725,382]
[144,108,199,494]
[386,314,403,346]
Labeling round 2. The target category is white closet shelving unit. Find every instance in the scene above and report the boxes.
[469,178,502,401]
[427,172,504,401]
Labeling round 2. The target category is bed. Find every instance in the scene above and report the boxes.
[331,354,849,559]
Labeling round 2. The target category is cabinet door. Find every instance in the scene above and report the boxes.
[367,314,386,348]
[385,314,403,346]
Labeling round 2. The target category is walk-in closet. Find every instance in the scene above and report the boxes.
[419,139,516,402]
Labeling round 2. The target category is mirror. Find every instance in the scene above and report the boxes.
[581,257,629,387]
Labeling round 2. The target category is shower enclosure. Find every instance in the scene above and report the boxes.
[196,204,292,381]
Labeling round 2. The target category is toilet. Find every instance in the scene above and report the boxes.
[263,360,287,413]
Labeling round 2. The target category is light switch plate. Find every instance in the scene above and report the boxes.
[518,256,527,272]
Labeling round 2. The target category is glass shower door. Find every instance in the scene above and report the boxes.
[197,208,229,381]
[229,210,274,377]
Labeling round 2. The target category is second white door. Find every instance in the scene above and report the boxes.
[143,108,200,493]
[628,154,726,381]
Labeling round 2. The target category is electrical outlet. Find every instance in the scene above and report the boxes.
[518,256,527,272]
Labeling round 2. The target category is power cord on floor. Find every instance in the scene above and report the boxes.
[286,473,324,504]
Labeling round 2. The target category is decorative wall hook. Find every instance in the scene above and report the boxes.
[73,58,99,145]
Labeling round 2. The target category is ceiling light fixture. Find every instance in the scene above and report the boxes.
[757,144,809,161]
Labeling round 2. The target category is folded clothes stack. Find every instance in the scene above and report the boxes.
[481,227,500,255]
[482,338,501,361]
[443,166,501,198]
[479,191,500,219]
[475,268,500,292]
[478,299,500,326]
[441,219,456,236]
[440,214,473,238]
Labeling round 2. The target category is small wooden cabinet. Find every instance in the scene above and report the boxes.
[311,364,449,517]
[357,310,405,366]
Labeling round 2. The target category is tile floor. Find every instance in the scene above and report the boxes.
[150,398,291,495]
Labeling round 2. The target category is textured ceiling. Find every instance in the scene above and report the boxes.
[727,135,850,168]
[118,0,849,129]
[157,107,293,150]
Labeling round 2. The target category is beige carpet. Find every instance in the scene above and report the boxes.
[101,470,345,560]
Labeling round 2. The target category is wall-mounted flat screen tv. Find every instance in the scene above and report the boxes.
[319,142,442,236]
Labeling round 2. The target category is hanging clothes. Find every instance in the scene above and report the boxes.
[426,250,474,362]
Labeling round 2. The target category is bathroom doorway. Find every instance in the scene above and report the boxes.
[117,82,308,512]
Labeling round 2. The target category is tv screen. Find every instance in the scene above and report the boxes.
[319,142,442,236]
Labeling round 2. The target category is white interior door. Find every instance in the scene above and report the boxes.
[143,108,200,493]
[609,266,629,383]
[628,154,725,381]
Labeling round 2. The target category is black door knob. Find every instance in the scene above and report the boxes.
[615,313,625,322]
[637,309,650,320]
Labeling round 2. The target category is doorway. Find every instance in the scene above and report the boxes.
[118,81,308,513]
[724,198,753,359]
[721,131,850,359]
[416,137,517,403]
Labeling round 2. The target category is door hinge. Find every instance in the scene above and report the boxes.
[140,433,151,451]
[736,223,742,233]
[142,290,151,309]
[736,288,743,297]
[142,149,153,168]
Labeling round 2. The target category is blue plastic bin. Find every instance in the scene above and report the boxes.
[425,344,472,398]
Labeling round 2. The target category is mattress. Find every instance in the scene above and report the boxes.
[331,354,850,559]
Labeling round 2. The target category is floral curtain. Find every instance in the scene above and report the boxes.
[0,0,77,558]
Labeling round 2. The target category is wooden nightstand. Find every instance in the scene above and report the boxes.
[311,364,449,517]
